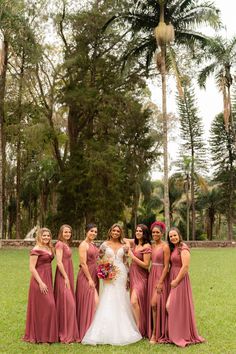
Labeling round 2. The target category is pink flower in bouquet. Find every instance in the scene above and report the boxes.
[97,259,119,281]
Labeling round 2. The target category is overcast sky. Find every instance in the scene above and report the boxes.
[151,1,236,179]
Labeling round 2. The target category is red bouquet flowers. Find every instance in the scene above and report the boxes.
[97,259,119,281]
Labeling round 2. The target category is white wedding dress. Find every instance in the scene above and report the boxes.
[82,243,142,345]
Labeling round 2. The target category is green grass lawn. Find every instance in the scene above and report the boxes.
[0,248,236,354]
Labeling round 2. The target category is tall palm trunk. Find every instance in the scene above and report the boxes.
[185,173,190,241]
[227,85,236,146]
[207,210,215,241]
[158,1,170,234]
[160,44,170,233]
[222,66,235,145]
[227,159,234,241]
[223,85,229,131]
[191,151,196,240]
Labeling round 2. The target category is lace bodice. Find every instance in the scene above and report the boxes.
[101,242,125,263]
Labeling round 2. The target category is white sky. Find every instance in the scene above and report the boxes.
[151,1,236,179]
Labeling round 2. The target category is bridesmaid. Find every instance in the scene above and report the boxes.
[76,224,99,341]
[127,224,152,337]
[54,225,79,343]
[147,221,170,344]
[23,227,58,343]
[165,227,205,347]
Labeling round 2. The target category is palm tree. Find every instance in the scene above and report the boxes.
[196,186,223,240]
[198,35,236,134]
[107,0,220,232]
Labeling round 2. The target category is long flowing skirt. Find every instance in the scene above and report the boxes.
[82,261,141,346]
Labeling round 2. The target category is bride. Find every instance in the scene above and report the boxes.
[82,223,142,346]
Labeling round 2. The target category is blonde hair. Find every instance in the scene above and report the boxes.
[36,227,54,254]
[107,223,124,243]
[58,224,72,243]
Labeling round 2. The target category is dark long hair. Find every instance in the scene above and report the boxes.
[134,224,151,245]
[167,227,183,252]
[85,223,97,234]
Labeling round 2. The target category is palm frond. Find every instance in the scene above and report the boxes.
[175,29,210,49]
[228,36,236,59]
[198,62,217,88]
[121,36,156,74]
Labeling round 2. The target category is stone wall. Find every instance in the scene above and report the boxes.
[1,239,236,248]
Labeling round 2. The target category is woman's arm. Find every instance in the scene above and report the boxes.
[171,249,190,288]
[56,246,70,289]
[29,255,48,294]
[79,242,95,288]
[124,238,135,247]
[156,244,170,293]
[98,242,106,259]
[128,245,151,270]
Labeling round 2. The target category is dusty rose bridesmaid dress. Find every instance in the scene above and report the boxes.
[166,244,205,347]
[76,243,99,341]
[23,249,58,343]
[147,247,169,341]
[54,241,79,343]
[129,245,152,337]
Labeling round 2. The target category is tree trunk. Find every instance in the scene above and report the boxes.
[185,174,190,241]
[227,85,236,148]
[132,183,140,230]
[68,106,79,155]
[191,151,196,240]
[157,2,170,235]
[227,125,234,240]
[227,168,234,241]
[215,213,221,239]
[40,190,48,226]
[207,216,214,241]
[0,39,8,244]
[34,68,64,171]
[207,207,215,240]
[160,44,170,234]
[227,214,233,241]
[16,51,25,239]
[0,94,3,244]
[222,85,229,131]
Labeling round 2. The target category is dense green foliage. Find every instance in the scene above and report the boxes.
[177,80,206,239]
[0,0,236,240]
[0,0,160,237]
[210,112,236,240]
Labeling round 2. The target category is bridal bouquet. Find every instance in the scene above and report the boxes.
[97,259,119,281]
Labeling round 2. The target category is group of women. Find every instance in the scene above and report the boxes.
[23,222,205,348]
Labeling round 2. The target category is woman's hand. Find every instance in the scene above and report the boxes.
[155,282,163,293]
[99,244,106,259]
[39,282,48,294]
[123,245,129,254]
[64,277,70,290]
[170,279,179,288]
[128,249,134,259]
[88,279,95,288]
